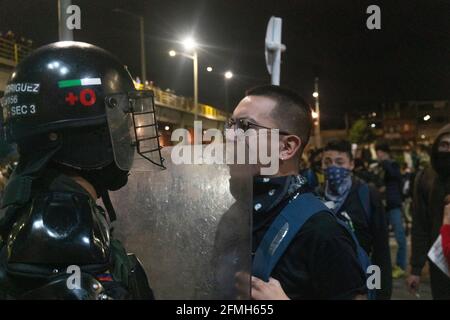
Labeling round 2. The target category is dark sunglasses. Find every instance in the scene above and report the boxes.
[225,118,291,136]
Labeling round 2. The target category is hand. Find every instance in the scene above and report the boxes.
[443,195,450,225]
[234,271,251,300]
[406,274,421,296]
[251,276,290,300]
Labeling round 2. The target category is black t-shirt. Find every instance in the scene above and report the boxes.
[252,176,367,300]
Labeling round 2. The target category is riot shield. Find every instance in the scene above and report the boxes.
[110,145,252,299]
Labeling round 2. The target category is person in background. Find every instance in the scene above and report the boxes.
[320,140,392,299]
[375,142,407,279]
[407,124,450,299]
[401,163,415,236]
[416,145,431,171]
[354,158,379,185]
[309,148,324,189]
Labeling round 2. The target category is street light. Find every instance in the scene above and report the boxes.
[423,114,431,121]
[224,71,233,79]
[169,37,199,120]
[206,66,213,72]
[182,37,197,51]
[312,91,319,98]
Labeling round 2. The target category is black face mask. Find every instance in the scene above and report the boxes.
[433,152,450,178]
[80,163,129,222]
[81,162,129,193]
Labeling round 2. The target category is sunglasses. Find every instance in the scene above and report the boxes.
[225,118,291,136]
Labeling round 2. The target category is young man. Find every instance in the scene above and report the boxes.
[320,139,392,299]
[375,142,407,279]
[230,85,367,300]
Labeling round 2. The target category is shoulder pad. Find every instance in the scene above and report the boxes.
[6,191,110,275]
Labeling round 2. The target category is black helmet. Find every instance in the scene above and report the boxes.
[1,41,164,171]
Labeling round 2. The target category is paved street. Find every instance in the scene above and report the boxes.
[390,236,432,300]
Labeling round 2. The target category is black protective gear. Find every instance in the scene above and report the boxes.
[0,41,164,175]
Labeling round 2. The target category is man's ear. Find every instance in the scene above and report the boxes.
[349,159,355,171]
[280,135,302,160]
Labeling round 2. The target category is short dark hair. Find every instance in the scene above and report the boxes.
[375,141,391,154]
[245,85,312,154]
[324,139,353,160]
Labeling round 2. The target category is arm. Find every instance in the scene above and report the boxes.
[410,170,431,276]
[441,225,450,266]
[441,201,450,266]
[368,185,392,299]
[310,226,367,299]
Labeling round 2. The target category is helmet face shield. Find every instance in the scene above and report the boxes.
[105,90,165,171]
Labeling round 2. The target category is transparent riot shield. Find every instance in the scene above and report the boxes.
[109,145,252,299]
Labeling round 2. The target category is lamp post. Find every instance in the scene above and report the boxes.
[313,77,321,148]
[113,8,147,83]
[58,0,74,41]
[193,50,198,121]
[169,37,199,120]
[224,71,233,112]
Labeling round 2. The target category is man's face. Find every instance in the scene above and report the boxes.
[230,95,291,176]
[231,96,277,174]
[376,150,387,160]
[322,150,354,171]
[437,133,450,152]
[232,96,278,130]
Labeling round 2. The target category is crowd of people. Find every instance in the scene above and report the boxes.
[297,126,450,299]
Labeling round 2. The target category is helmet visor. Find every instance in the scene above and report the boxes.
[105,90,165,171]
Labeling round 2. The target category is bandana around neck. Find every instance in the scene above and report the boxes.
[253,174,308,216]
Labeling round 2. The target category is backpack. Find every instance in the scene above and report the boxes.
[252,192,375,299]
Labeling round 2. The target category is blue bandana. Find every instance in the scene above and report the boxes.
[324,166,352,212]
[325,166,352,194]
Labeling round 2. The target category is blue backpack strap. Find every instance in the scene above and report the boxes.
[357,183,372,223]
[334,218,371,270]
[252,192,332,281]
[335,197,376,299]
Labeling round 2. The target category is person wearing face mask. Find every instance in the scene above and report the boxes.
[407,124,450,300]
[375,142,408,279]
[320,140,392,300]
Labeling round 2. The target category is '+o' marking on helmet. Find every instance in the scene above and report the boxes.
[65,92,78,105]
[80,89,96,106]
[65,89,97,107]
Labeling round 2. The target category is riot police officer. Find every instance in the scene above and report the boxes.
[0,41,164,299]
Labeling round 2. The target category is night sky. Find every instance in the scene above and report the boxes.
[1,0,449,129]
